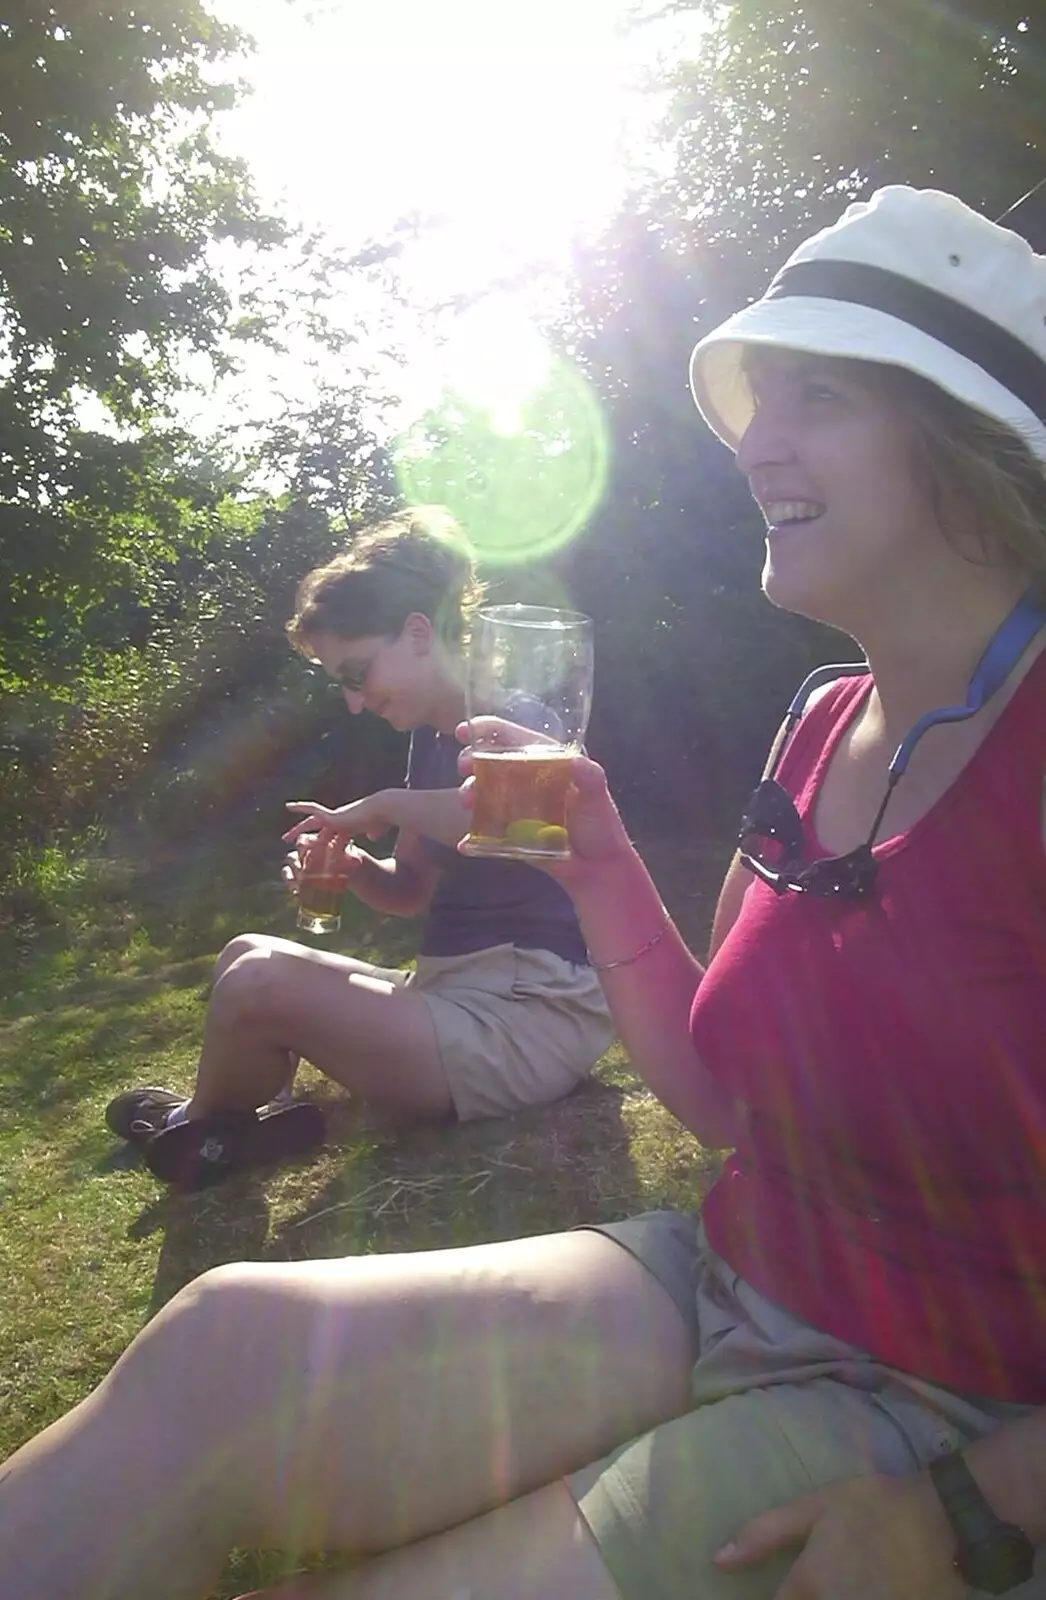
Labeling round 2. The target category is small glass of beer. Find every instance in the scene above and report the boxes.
[463,605,593,862]
[295,834,354,934]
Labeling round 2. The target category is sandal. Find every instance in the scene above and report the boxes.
[105,1086,189,1145]
[143,1102,327,1190]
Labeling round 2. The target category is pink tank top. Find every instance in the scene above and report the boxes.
[692,654,1046,1400]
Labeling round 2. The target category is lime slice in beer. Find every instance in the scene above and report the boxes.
[503,819,569,850]
[504,818,549,846]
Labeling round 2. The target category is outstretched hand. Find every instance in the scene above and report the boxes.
[283,794,398,850]
[714,1473,962,1600]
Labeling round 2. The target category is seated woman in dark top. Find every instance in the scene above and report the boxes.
[104,508,613,1189]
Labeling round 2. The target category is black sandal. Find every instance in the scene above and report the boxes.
[144,1102,327,1190]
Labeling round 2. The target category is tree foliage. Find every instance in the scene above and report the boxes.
[0,1,284,668]
[0,0,280,409]
[657,0,1044,287]
[6,0,1046,870]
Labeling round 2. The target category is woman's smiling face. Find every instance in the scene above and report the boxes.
[734,349,948,626]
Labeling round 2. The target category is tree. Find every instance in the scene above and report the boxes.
[551,0,1044,825]
[657,0,1044,291]
[0,1,283,668]
[0,0,281,411]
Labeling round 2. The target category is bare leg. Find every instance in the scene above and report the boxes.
[210,936,298,1096]
[186,935,451,1119]
[0,1231,694,1600]
[240,1482,619,1599]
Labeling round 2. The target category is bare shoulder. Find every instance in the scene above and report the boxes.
[707,673,853,960]
[805,677,847,714]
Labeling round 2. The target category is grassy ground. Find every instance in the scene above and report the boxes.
[0,831,731,1596]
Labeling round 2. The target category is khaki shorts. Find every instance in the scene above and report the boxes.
[569,1211,1041,1600]
[365,943,614,1122]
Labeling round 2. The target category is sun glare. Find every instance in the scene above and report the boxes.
[391,300,608,566]
[205,0,701,548]
[409,302,552,428]
[213,0,645,291]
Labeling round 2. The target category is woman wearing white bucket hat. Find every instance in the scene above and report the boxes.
[4,186,1046,1600]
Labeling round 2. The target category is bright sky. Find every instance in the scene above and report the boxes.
[197,0,707,554]
[210,0,689,298]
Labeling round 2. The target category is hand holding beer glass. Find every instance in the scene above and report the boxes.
[463,605,594,861]
[294,833,358,934]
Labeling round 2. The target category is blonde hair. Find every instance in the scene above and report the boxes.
[877,365,1046,598]
[286,507,485,655]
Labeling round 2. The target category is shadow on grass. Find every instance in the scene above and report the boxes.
[132,1182,274,1314]
[134,1077,650,1313]
[273,1079,646,1258]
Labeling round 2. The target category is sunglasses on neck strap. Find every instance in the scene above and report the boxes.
[738,593,1045,901]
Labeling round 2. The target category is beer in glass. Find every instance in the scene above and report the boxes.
[296,834,354,934]
[463,605,593,861]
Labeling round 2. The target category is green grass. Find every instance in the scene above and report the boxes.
[0,831,731,1596]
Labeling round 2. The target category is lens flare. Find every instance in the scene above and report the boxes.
[393,309,609,566]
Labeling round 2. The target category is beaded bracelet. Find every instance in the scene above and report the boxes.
[589,907,671,972]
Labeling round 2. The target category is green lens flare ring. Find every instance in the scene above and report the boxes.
[392,354,609,567]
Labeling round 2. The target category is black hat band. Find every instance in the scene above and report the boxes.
[765,259,1046,424]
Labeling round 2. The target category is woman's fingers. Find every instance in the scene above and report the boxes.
[283,802,337,845]
[568,755,610,795]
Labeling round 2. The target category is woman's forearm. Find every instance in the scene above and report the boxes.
[347,851,431,917]
[381,787,469,848]
[574,853,740,1148]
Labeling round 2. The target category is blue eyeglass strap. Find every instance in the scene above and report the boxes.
[769,592,1043,786]
[762,659,869,780]
[785,659,871,721]
[890,592,1045,777]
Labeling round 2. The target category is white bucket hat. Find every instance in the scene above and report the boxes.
[689,186,1046,461]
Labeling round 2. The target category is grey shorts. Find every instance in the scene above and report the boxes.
[568,1210,1041,1600]
[363,944,614,1121]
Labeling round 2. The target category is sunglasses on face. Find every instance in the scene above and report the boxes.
[333,651,379,695]
[737,593,1044,902]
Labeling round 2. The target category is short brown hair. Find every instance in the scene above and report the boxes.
[286,507,485,656]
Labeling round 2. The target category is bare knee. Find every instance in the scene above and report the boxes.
[111,1262,292,1410]
[89,1265,293,1543]
[209,944,290,1027]
[212,933,274,985]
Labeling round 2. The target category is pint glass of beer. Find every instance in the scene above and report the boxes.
[295,834,354,934]
[463,605,593,862]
